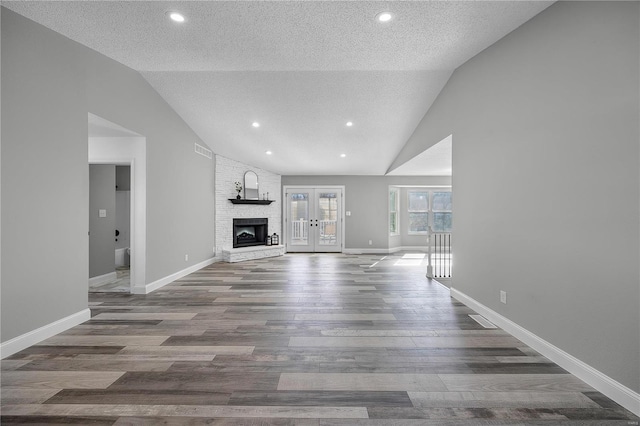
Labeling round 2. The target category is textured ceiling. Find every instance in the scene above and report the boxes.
[4,1,553,175]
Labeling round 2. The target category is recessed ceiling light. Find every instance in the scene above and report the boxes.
[340,154,347,158]
[252,122,260,128]
[346,122,353,127]
[265,150,272,155]
[168,12,185,23]
[376,12,393,23]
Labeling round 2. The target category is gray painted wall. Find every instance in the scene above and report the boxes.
[116,165,130,191]
[389,2,639,392]
[282,176,451,250]
[1,8,215,342]
[84,37,215,286]
[2,9,89,341]
[89,165,116,278]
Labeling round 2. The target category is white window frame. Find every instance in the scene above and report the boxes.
[389,188,399,236]
[407,190,430,235]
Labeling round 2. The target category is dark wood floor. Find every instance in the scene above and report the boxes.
[2,253,638,425]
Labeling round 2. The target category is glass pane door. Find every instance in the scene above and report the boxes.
[288,192,310,249]
[285,187,343,253]
[315,191,340,251]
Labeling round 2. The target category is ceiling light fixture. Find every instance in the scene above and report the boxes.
[168,12,185,23]
[265,150,272,155]
[252,122,260,128]
[346,121,353,127]
[376,12,393,23]
[340,154,347,158]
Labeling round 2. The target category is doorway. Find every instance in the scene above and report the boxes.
[88,113,146,293]
[88,164,132,292]
[283,186,344,253]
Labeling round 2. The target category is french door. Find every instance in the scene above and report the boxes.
[284,187,343,253]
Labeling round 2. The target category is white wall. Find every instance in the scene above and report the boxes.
[389,1,639,396]
[215,155,282,254]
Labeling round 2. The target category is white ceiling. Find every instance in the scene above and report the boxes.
[4,1,553,175]
[387,134,452,176]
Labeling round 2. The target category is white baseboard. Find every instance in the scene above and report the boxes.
[132,257,218,294]
[450,287,640,417]
[0,308,91,359]
[88,271,117,286]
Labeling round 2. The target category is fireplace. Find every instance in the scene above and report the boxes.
[233,218,268,248]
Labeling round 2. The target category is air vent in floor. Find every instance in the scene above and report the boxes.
[469,314,497,329]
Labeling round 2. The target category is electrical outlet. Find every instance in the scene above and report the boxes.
[500,290,507,304]
[185,254,189,262]
[368,240,373,245]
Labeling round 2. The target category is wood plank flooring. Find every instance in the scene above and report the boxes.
[2,253,638,425]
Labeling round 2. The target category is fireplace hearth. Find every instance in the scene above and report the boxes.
[233,218,268,248]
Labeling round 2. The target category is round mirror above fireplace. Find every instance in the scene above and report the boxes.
[244,171,259,200]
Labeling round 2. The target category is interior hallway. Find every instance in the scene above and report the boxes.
[2,253,637,424]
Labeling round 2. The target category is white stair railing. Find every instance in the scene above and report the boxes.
[426,226,452,279]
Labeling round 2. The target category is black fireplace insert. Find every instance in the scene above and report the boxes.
[233,218,268,248]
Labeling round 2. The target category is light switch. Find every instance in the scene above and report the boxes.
[346,211,351,216]
[99,209,107,218]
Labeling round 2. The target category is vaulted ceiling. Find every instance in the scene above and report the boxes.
[3,1,553,175]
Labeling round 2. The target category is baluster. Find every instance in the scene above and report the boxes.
[438,234,444,278]
[434,233,437,278]
[435,234,438,278]
[426,225,433,278]
[447,234,451,278]
[435,234,438,277]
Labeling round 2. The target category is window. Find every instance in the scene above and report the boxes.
[408,191,429,234]
[389,188,399,235]
[432,191,452,232]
